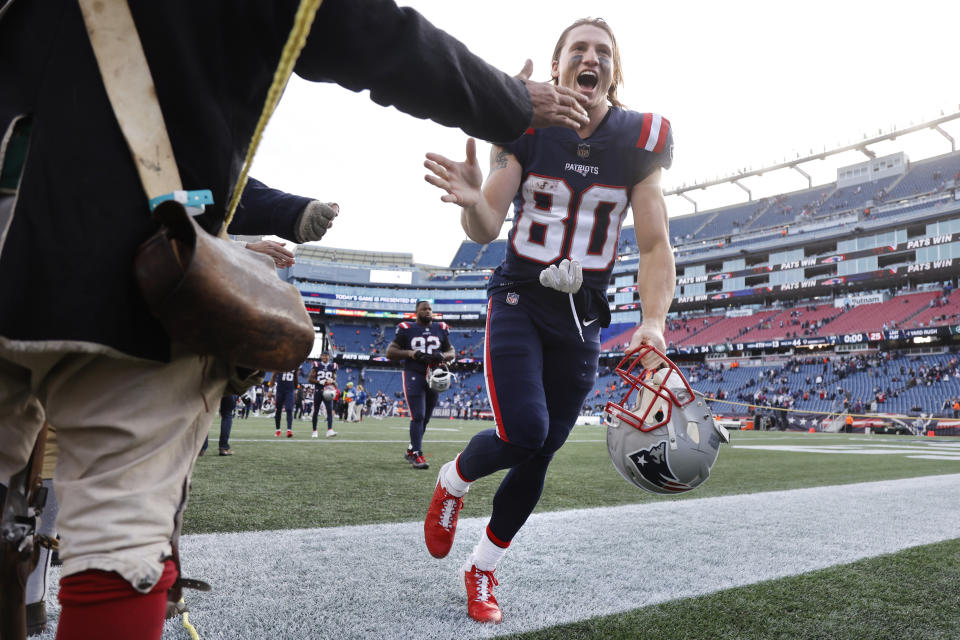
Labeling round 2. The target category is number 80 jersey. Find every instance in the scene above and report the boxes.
[497,107,673,292]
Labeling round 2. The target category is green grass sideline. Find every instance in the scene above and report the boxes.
[504,538,960,640]
[185,417,960,535]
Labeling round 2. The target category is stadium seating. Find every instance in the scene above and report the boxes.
[674,311,780,346]
[907,291,960,328]
[583,352,960,420]
[695,200,770,240]
[449,327,484,358]
[452,273,490,282]
[883,152,960,201]
[665,210,713,245]
[449,241,483,268]
[870,197,952,221]
[746,186,831,230]
[665,315,724,347]
[817,176,898,215]
[327,322,389,354]
[817,291,939,335]
[736,304,844,342]
[361,369,403,398]
[475,240,507,268]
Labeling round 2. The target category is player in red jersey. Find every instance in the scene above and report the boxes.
[423,17,676,623]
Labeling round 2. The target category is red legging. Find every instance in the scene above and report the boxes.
[56,559,177,640]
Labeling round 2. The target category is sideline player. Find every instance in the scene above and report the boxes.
[271,366,300,438]
[386,300,455,469]
[309,351,339,438]
[422,17,675,623]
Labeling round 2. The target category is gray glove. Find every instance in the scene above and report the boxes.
[294,201,339,243]
[539,259,583,293]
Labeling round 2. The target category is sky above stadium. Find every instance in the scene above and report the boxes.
[252,0,960,267]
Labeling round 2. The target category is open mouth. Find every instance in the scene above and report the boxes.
[577,71,598,90]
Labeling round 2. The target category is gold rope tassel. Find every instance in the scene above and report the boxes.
[180,598,201,640]
[224,0,324,227]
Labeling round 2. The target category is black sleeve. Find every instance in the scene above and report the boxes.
[296,0,532,144]
[227,177,312,240]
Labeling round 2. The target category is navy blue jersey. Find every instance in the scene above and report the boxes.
[495,108,673,292]
[275,367,299,394]
[311,361,338,387]
[392,321,452,375]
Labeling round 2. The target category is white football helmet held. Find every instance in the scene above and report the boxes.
[428,366,456,392]
[604,345,729,495]
[322,385,336,402]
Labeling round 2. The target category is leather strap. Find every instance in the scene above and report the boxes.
[78,0,323,222]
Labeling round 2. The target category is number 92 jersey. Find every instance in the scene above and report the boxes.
[498,108,673,292]
[393,321,452,376]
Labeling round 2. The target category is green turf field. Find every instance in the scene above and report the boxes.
[174,415,960,639]
[187,415,960,533]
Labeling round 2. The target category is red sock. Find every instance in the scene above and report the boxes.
[56,558,177,640]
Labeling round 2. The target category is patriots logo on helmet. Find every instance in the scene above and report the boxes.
[627,442,693,493]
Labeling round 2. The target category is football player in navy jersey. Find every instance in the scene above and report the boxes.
[309,351,339,438]
[422,17,676,624]
[271,366,300,438]
[386,300,456,470]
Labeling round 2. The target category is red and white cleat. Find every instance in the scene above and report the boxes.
[286,430,293,438]
[424,471,463,558]
[463,564,502,624]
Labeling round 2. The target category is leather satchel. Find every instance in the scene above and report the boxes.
[135,201,313,371]
[79,0,320,371]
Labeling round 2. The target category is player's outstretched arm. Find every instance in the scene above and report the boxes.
[424,139,521,244]
[627,168,675,363]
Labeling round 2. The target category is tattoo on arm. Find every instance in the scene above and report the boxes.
[489,148,510,174]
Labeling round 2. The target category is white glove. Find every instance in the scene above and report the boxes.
[539,259,582,293]
[294,201,339,242]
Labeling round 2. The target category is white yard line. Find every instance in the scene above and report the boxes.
[224,438,610,445]
[734,444,960,458]
[34,473,960,640]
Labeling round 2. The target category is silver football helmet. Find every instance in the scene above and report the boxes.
[321,385,336,402]
[604,345,729,495]
[428,366,455,392]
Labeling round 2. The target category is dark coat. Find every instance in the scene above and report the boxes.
[0,0,531,361]
[230,178,312,240]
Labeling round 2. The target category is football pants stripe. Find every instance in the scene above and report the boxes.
[483,298,509,442]
[401,370,411,421]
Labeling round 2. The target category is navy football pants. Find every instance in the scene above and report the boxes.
[274,388,295,430]
[457,287,600,544]
[404,371,438,453]
[312,396,334,430]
